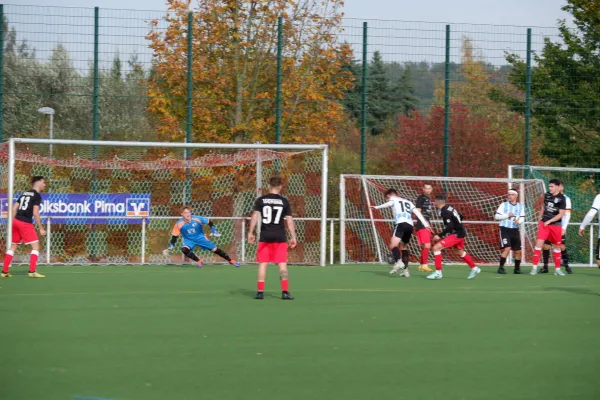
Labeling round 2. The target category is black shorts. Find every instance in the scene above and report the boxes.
[500,227,521,251]
[393,223,414,244]
[596,238,600,261]
[545,234,566,246]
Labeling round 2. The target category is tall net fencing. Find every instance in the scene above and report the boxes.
[0,140,326,265]
[341,175,546,265]
[509,166,600,265]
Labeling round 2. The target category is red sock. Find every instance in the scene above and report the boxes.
[281,279,289,292]
[462,253,476,268]
[434,253,443,271]
[532,248,542,266]
[552,250,561,269]
[257,281,265,292]
[29,250,39,273]
[420,248,430,265]
[3,250,14,274]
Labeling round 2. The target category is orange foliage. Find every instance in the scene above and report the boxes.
[147,0,353,144]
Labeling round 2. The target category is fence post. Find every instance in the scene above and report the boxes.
[275,16,283,144]
[92,7,99,142]
[185,12,193,204]
[0,4,4,142]
[443,24,451,177]
[524,28,532,173]
[360,22,368,175]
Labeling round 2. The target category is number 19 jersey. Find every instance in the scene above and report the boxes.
[253,193,292,243]
[374,196,418,226]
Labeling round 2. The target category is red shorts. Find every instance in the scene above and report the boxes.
[416,228,431,246]
[12,219,38,244]
[257,242,288,263]
[439,234,465,250]
[537,221,563,245]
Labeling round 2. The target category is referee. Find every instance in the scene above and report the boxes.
[494,189,525,274]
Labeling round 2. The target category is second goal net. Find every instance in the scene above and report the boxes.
[340,175,546,265]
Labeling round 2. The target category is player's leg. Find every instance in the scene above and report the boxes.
[560,238,572,274]
[596,239,600,269]
[26,240,44,278]
[272,242,292,299]
[512,232,522,274]
[531,222,550,275]
[548,227,565,276]
[207,243,240,267]
[2,220,24,277]
[498,228,511,274]
[427,239,448,279]
[541,241,551,273]
[397,225,413,277]
[255,242,270,299]
[452,239,480,279]
[388,235,403,275]
[416,228,433,272]
[181,244,204,267]
[1,242,19,278]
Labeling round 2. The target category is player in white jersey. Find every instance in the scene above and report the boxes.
[370,188,430,277]
[494,189,525,274]
[542,183,573,274]
[578,193,600,269]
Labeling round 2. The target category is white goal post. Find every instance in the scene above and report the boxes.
[1,138,328,266]
[340,174,547,266]
[509,165,600,266]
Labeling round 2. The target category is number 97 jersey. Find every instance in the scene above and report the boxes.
[253,193,292,243]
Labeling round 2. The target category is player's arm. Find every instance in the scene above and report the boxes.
[33,205,46,236]
[545,209,566,226]
[516,203,525,225]
[11,202,18,220]
[247,210,260,244]
[411,208,429,228]
[206,219,221,237]
[561,198,572,233]
[285,215,297,249]
[163,223,181,255]
[371,200,394,210]
[579,194,600,236]
[437,209,456,238]
[494,203,509,221]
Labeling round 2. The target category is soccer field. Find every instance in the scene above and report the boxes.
[1,264,599,400]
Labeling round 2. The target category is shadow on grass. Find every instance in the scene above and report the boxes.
[228,288,283,299]
[544,286,599,296]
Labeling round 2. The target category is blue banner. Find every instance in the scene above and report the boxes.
[0,193,151,224]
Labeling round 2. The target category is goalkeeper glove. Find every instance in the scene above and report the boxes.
[210,225,221,237]
[162,244,174,256]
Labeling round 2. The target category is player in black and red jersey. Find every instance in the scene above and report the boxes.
[414,182,434,272]
[426,194,481,280]
[248,176,297,300]
[1,176,47,278]
[530,178,567,276]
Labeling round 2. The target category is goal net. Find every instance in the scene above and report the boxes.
[509,165,600,266]
[340,175,546,266]
[0,139,328,266]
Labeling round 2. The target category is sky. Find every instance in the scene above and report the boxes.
[10,0,571,27]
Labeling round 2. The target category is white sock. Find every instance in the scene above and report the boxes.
[531,265,538,270]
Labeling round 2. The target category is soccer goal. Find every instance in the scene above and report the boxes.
[0,138,328,266]
[509,165,600,266]
[340,175,547,265]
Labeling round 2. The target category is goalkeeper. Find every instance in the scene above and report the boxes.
[163,206,240,268]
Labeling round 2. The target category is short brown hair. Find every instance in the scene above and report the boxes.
[269,176,283,187]
[423,182,433,187]
[181,206,192,212]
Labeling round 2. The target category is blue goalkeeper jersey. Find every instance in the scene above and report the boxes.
[172,215,210,241]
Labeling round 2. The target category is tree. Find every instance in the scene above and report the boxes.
[147,0,353,144]
[500,0,600,166]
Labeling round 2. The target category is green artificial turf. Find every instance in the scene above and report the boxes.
[1,264,599,400]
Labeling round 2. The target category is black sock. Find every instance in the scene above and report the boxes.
[514,259,521,269]
[392,247,401,262]
[401,250,409,267]
[542,249,550,268]
[561,250,569,267]
[499,257,507,268]
[214,248,232,262]
[186,251,200,262]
